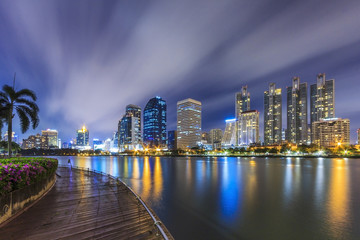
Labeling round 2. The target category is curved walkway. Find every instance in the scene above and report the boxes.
[0,167,172,240]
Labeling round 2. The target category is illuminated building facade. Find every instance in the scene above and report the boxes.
[41,129,58,148]
[221,119,237,148]
[126,104,142,136]
[209,128,223,149]
[76,125,89,146]
[22,134,48,149]
[358,128,360,144]
[264,83,282,145]
[235,86,250,119]
[168,130,177,150]
[143,96,167,148]
[287,77,308,144]
[312,118,350,147]
[3,132,18,143]
[238,110,259,146]
[119,114,141,151]
[310,73,335,125]
[177,98,201,149]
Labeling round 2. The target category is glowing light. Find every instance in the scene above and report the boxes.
[225,118,237,122]
[156,148,161,152]
[337,142,342,146]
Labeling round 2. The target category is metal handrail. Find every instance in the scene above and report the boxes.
[58,164,170,240]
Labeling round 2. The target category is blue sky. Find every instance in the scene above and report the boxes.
[0,0,360,143]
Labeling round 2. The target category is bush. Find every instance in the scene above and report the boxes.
[0,157,58,195]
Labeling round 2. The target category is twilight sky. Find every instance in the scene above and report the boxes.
[0,0,360,144]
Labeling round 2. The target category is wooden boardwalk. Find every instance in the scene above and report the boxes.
[0,167,173,240]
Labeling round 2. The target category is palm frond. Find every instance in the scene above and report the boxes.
[16,98,39,113]
[16,105,39,129]
[16,107,30,133]
[2,85,16,101]
[15,88,37,101]
[0,92,10,103]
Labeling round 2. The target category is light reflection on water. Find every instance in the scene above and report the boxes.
[56,156,360,240]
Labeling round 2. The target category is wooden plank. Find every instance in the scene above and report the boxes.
[0,167,173,240]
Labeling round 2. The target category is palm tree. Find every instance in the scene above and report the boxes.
[0,84,39,157]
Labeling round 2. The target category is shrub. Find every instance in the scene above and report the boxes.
[0,157,58,195]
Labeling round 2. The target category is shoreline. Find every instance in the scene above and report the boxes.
[17,153,360,159]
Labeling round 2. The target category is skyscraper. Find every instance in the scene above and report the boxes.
[119,114,141,150]
[287,77,308,144]
[357,129,360,144]
[118,105,142,151]
[76,125,89,146]
[168,130,177,150]
[143,96,167,148]
[126,104,141,135]
[238,110,259,146]
[41,129,58,148]
[177,98,202,149]
[209,129,223,149]
[222,119,237,148]
[310,73,335,125]
[235,86,250,119]
[312,118,350,147]
[264,83,282,145]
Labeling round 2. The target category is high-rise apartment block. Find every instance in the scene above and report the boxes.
[177,98,202,149]
[235,86,250,119]
[76,125,89,146]
[238,110,259,146]
[118,104,142,151]
[287,77,308,144]
[119,115,141,150]
[310,73,335,125]
[41,129,58,148]
[209,129,223,149]
[312,118,350,147]
[222,119,237,148]
[126,104,142,133]
[22,134,49,149]
[143,96,167,148]
[264,83,282,145]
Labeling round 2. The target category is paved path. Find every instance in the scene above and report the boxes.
[0,167,172,240]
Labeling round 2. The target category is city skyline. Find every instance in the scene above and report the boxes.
[0,1,360,143]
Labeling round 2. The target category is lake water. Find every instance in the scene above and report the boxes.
[56,156,360,240]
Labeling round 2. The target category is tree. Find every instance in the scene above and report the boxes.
[0,83,39,157]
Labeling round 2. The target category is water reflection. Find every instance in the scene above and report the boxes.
[328,159,350,239]
[219,159,240,222]
[55,156,360,240]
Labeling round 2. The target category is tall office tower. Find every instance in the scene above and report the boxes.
[76,125,89,146]
[357,129,360,144]
[287,77,308,144]
[209,129,223,149]
[264,83,282,145]
[143,96,167,148]
[235,86,250,119]
[222,119,237,148]
[177,98,202,149]
[238,110,259,146]
[41,129,58,148]
[119,114,141,150]
[310,73,335,125]
[168,130,177,150]
[312,118,350,147]
[126,104,142,134]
